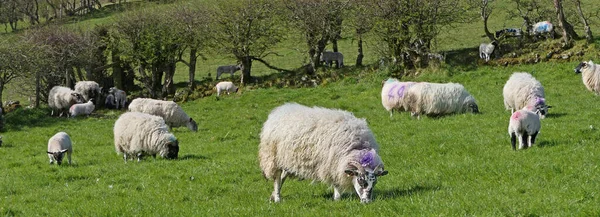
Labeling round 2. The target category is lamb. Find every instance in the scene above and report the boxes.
[105,94,116,109]
[216,64,242,80]
[47,132,73,165]
[114,112,179,162]
[479,41,498,62]
[69,99,95,117]
[531,21,554,39]
[48,86,84,117]
[259,103,388,203]
[74,81,100,102]
[495,28,523,38]
[508,109,541,150]
[128,98,198,132]
[574,60,600,95]
[215,81,239,97]
[108,87,127,109]
[381,78,416,117]
[320,51,344,68]
[404,82,479,118]
[503,72,550,119]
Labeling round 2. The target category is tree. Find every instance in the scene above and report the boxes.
[210,0,285,84]
[476,0,496,42]
[0,0,22,32]
[347,0,375,66]
[0,42,34,105]
[509,0,554,38]
[572,0,593,43]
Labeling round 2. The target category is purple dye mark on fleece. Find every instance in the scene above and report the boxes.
[396,85,407,98]
[387,84,399,100]
[360,150,377,168]
[535,97,545,106]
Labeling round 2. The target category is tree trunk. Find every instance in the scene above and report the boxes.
[481,1,496,42]
[356,35,364,67]
[188,48,197,89]
[240,56,252,85]
[111,50,123,90]
[35,71,40,108]
[554,0,572,44]
[574,0,593,43]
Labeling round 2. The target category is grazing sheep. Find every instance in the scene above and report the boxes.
[381,78,416,117]
[574,60,600,95]
[108,87,127,109]
[47,132,72,165]
[105,94,116,109]
[479,41,498,62]
[114,112,179,162]
[69,99,95,117]
[508,109,541,150]
[259,103,388,203]
[128,98,198,132]
[74,81,101,102]
[215,81,239,97]
[48,86,85,117]
[404,82,479,118]
[531,21,554,39]
[216,65,242,80]
[320,51,344,68]
[503,72,550,118]
[495,28,523,38]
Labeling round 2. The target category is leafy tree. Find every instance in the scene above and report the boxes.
[0,0,22,32]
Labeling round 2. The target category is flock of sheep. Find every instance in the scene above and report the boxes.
[39,54,600,203]
[479,21,554,62]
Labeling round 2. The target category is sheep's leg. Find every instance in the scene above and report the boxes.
[520,133,529,149]
[333,186,342,201]
[270,169,283,203]
[123,153,128,163]
[530,132,538,147]
[510,132,517,150]
[67,152,72,165]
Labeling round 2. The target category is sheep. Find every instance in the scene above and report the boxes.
[404,82,479,118]
[381,78,416,117]
[128,98,198,132]
[105,93,116,109]
[508,109,541,150]
[320,51,344,68]
[531,21,554,39]
[215,81,239,97]
[69,99,95,117]
[48,86,85,117]
[74,81,100,102]
[259,103,388,203]
[574,60,600,95]
[114,112,179,162]
[503,72,550,119]
[495,28,523,38]
[47,132,72,165]
[216,64,242,80]
[479,41,498,62]
[108,87,127,109]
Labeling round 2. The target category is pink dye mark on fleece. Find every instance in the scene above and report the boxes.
[511,111,521,120]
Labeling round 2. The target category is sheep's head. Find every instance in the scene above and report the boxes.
[575,61,593,74]
[187,118,198,132]
[71,93,84,104]
[161,138,179,159]
[47,149,68,165]
[344,150,388,203]
[526,98,550,119]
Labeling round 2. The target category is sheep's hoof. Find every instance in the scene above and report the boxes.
[270,195,281,203]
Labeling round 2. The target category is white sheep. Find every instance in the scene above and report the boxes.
[495,28,523,38]
[216,65,242,80]
[320,51,344,68]
[114,112,179,162]
[128,98,198,132]
[48,86,85,117]
[531,21,554,39]
[404,82,479,118]
[108,87,127,109]
[381,78,416,117]
[259,103,388,203]
[508,109,541,150]
[47,132,73,165]
[74,81,100,102]
[574,60,600,95]
[503,72,550,118]
[215,81,239,97]
[479,41,498,62]
[69,99,95,117]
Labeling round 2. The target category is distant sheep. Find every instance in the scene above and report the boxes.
[479,41,498,62]
[105,94,116,109]
[47,132,72,165]
[259,103,388,203]
[48,86,84,117]
[216,65,242,80]
[69,99,95,117]
[215,81,239,97]
[381,78,416,117]
[320,51,344,68]
[574,60,600,95]
[108,87,127,109]
[404,82,479,118]
[531,21,554,39]
[508,109,541,150]
[128,98,198,132]
[114,112,179,162]
[495,28,522,38]
[503,72,550,118]
[74,81,100,102]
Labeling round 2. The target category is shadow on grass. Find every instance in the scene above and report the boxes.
[179,154,209,161]
[4,108,68,132]
[320,184,441,201]
[545,112,567,119]
[537,140,559,148]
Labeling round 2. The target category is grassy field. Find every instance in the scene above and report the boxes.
[2,0,600,216]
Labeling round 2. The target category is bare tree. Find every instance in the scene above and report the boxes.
[477,0,496,42]
[572,0,593,43]
[554,0,578,44]
[347,0,375,67]
[0,0,22,31]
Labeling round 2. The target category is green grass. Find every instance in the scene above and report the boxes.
[2,60,600,216]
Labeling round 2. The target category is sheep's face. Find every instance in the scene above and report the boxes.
[467,102,479,113]
[345,166,388,203]
[47,149,68,165]
[71,93,84,104]
[574,61,589,74]
[187,118,198,132]
[161,140,179,159]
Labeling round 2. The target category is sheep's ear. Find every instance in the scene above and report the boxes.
[547,105,553,109]
[345,170,358,177]
[60,149,68,154]
[376,170,389,177]
[47,151,53,154]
